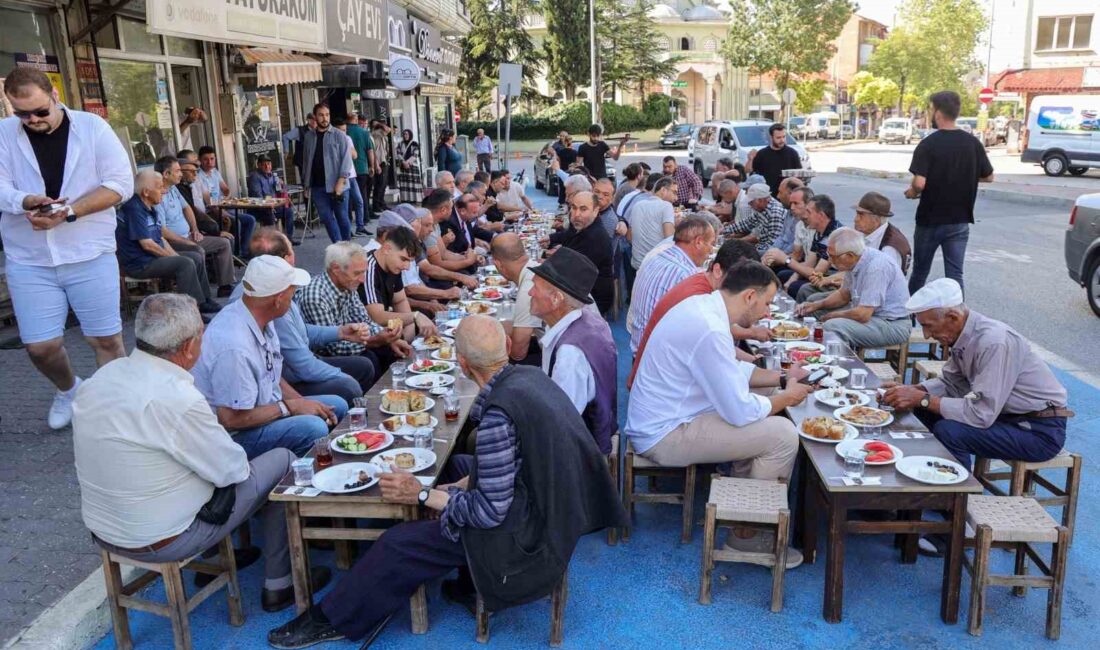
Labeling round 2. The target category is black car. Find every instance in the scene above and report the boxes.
[659,123,694,149]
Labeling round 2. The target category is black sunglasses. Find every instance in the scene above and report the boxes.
[14,106,52,120]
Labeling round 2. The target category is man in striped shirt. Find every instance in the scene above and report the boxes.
[628,215,716,353]
[358,226,438,343]
[727,183,788,254]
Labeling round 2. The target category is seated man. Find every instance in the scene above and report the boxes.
[794,228,911,349]
[626,261,812,565]
[240,228,378,402]
[490,233,542,365]
[116,171,221,314]
[192,256,348,458]
[73,294,329,613]
[360,227,438,342]
[851,191,911,274]
[248,156,295,240]
[422,189,479,276]
[528,248,617,454]
[705,179,748,224]
[267,315,626,648]
[389,204,478,304]
[772,193,841,301]
[180,148,255,256]
[883,279,1070,469]
[446,193,493,256]
[726,183,788,254]
[546,191,614,313]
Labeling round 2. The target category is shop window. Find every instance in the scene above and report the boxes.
[117,17,162,55]
[0,7,59,78]
[100,59,174,168]
[166,37,201,59]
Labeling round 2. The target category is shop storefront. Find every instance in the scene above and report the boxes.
[0,2,72,118]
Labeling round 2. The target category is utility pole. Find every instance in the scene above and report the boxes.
[589,0,599,125]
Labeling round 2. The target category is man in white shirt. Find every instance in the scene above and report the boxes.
[72,293,329,612]
[626,261,813,565]
[493,170,533,213]
[0,68,133,430]
[491,233,542,364]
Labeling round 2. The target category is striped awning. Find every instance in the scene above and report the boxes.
[237,48,322,87]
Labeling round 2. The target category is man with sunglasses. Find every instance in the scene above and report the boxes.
[0,67,133,430]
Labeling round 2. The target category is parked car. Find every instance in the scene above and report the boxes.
[804,111,842,139]
[788,116,809,139]
[1023,94,1100,177]
[659,123,694,149]
[532,141,616,194]
[878,118,915,144]
[839,124,854,139]
[957,117,996,147]
[1064,193,1100,317]
[689,120,811,187]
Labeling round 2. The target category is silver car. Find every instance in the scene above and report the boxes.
[1065,193,1100,317]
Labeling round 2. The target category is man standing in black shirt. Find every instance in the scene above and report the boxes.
[905,90,994,295]
[746,123,801,196]
[577,124,627,180]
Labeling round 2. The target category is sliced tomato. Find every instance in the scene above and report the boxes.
[865,453,889,463]
[864,441,891,452]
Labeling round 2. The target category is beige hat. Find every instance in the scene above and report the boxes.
[241,255,310,297]
[746,183,772,201]
[906,278,963,312]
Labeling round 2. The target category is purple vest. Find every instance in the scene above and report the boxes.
[549,310,617,454]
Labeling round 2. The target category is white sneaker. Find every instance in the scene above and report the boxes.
[47,377,81,430]
[723,532,804,569]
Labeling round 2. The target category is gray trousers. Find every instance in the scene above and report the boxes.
[175,236,234,287]
[129,250,211,303]
[96,449,295,590]
[823,315,911,350]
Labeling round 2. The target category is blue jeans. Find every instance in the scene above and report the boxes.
[916,410,1066,469]
[312,186,352,243]
[232,211,257,257]
[346,175,366,229]
[232,394,348,459]
[252,205,295,240]
[909,223,969,296]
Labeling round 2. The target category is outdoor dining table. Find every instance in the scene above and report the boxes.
[774,333,982,625]
[268,364,481,633]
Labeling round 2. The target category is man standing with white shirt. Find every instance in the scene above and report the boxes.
[0,67,133,429]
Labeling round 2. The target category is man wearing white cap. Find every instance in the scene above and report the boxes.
[882,278,1071,468]
[192,255,349,459]
[726,183,788,254]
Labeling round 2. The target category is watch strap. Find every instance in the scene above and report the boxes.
[417,488,430,505]
[277,400,290,417]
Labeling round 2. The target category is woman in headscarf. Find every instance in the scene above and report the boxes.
[395,128,424,204]
[435,128,463,175]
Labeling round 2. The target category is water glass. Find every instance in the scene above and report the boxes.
[348,407,367,430]
[412,427,433,450]
[291,458,315,486]
[499,299,514,322]
[843,450,866,479]
[865,424,881,441]
[850,368,868,390]
[391,361,408,388]
[826,339,846,360]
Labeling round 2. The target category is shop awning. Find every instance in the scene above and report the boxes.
[238,48,322,87]
[991,67,1085,94]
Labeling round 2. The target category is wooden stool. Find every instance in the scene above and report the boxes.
[963,496,1068,639]
[609,433,697,544]
[973,450,1082,547]
[865,362,899,383]
[857,344,907,380]
[120,274,162,318]
[476,570,568,646]
[699,477,789,612]
[99,535,243,649]
[913,359,947,383]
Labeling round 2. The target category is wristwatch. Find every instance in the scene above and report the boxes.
[277,400,290,417]
[779,372,788,390]
[784,256,792,266]
[919,396,931,409]
[64,205,77,223]
[417,488,430,506]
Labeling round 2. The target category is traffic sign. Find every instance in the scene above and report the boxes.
[978,88,996,104]
[454,110,461,123]
[671,81,688,88]
[782,88,797,105]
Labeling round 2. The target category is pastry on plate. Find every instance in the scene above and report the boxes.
[395,452,416,469]
[801,416,847,440]
[405,412,431,427]
[381,415,404,432]
[382,390,410,413]
[408,390,427,411]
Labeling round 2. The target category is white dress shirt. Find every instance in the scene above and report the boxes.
[72,350,250,547]
[0,106,133,266]
[540,309,595,412]
[625,291,771,453]
[863,221,903,270]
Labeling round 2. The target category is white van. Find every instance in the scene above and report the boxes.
[1022,95,1100,176]
[878,118,914,144]
[689,120,811,185]
[805,111,841,139]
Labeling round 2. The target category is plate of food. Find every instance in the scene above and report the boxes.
[895,455,969,485]
[835,440,903,466]
[379,389,435,415]
[413,334,453,351]
[803,363,849,380]
[473,287,504,301]
[798,416,859,443]
[330,430,394,455]
[431,346,456,361]
[785,341,825,353]
[463,301,497,315]
[405,374,455,390]
[370,447,438,474]
[768,320,810,341]
[814,387,871,408]
[312,463,379,494]
[379,413,438,435]
[834,405,894,428]
[409,359,456,375]
[482,275,509,287]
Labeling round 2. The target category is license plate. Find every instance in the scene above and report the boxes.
[663,140,674,144]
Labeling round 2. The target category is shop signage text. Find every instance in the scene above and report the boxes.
[385,2,460,86]
[388,55,421,91]
[326,0,387,61]
[14,54,67,104]
[147,0,325,52]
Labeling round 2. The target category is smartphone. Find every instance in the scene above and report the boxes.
[37,201,65,213]
[803,368,829,385]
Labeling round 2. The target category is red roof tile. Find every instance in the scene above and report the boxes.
[991,67,1085,93]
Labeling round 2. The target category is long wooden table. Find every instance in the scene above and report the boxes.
[269,365,481,633]
[779,335,982,624]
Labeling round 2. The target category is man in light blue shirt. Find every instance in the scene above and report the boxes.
[193,255,348,458]
[473,128,494,173]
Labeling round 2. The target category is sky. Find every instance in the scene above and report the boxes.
[856,0,904,27]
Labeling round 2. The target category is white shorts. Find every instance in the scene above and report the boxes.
[5,253,123,344]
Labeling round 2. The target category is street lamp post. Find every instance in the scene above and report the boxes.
[589,0,598,125]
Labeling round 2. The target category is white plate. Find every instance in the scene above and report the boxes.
[765,319,810,341]
[431,349,457,362]
[312,463,379,494]
[408,359,456,375]
[412,335,454,351]
[378,415,439,437]
[895,455,969,485]
[804,363,849,380]
[405,374,456,389]
[785,341,825,353]
[834,405,895,429]
[814,389,871,408]
[379,391,436,415]
[370,447,438,474]
[835,440,904,466]
[462,301,497,316]
[473,287,507,301]
[797,420,859,444]
[329,430,394,456]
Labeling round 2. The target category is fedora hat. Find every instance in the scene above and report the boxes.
[853,191,893,217]
[531,247,596,305]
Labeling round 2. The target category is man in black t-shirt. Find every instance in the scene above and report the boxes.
[359,226,437,342]
[746,123,801,196]
[905,90,994,295]
[576,124,627,180]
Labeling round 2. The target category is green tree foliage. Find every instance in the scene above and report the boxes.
[543,0,591,101]
[596,0,681,106]
[850,71,899,130]
[458,0,542,119]
[723,0,854,110]
[791,78,827,115]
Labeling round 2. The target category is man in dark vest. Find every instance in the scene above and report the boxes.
[851,191,912,275]
[528,247,617,455]
[267,314,626,649]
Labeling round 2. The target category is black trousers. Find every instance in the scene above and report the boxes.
[355,174,373,219]
[371,165,388,211]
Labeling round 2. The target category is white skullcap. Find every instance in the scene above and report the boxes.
[241,255,310,297]
[746,183,771,200]
[906,278,963,312]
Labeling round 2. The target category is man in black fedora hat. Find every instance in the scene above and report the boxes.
[529,247,617,455]
[852,191,911,275]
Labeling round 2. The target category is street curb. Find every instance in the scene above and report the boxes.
[4,565,136,650]
[835,167,1078,210]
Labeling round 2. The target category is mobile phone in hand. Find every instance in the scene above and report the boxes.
[803,368,829,385]
[37,201,66,214]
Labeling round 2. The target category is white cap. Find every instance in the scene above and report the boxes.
[746,183,771,200]
[906,278,963,312]
[241,255,310,297]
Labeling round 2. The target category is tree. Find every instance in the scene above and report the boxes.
[543,0,591,101]
[851,73,899,132]
[596,0,680,107]
[723,0,854,112]
[791,78,827,115]
[458,0,542,119]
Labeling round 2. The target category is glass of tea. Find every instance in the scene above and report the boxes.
[443,393,460,422]
[313,438,333,469]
